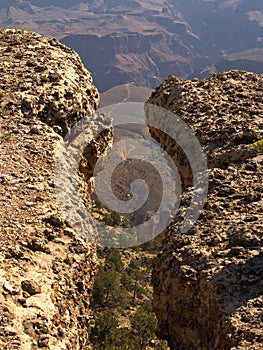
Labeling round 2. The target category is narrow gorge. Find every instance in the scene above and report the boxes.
[0,29,262,350]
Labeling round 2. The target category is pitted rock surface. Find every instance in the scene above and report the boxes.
[147,71,263,349]
[0,29,112,350]
[0,28,100,135]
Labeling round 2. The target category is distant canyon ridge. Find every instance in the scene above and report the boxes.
[0,0,262,92]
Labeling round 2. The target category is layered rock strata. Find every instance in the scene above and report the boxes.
[0,29,112,349]
[147,71,263,349]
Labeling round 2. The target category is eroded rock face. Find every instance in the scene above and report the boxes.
[0,29,112,349]
[0,28,99,134]
[147,71,263,349]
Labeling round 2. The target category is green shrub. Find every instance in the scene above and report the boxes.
[1,134,12,140]
[1,109,11,116]
[253,139,263,150]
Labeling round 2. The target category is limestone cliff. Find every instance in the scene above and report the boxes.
[0,29,112,349]
[147,71,263,349]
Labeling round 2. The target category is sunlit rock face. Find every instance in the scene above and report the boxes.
[0,28,112,350]
[148,70,263,350]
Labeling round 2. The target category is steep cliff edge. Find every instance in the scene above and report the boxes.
[0,29,112,349]
[148,71,263,349]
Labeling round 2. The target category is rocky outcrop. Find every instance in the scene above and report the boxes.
[147,71,263,349]
[0,28,112,349]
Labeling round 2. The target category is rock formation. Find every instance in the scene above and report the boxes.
[147,71,263,349]
[0,28,112,349]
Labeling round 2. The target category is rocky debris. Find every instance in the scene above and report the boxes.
[3,282,20,296]
[0,28,112,350]
[21,280,41,296]
[147,71,263,349]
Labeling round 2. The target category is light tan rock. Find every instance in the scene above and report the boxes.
[0,28,112,350]
[147,71,263,350]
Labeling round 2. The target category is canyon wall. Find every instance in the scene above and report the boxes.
[0,1,262,92]
[147,71,263,349]
[0,29,112,349]
[61,31,196,92]
[216,49,263,76]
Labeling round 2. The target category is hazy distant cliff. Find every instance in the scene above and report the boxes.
[0,0,262,92]
[62,31,196,92]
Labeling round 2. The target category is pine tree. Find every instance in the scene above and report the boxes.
[130,306,157,349]
[92,265,128,308]
[90,310,118,346]
[105,248,124,272]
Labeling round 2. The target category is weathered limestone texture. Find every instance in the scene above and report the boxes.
[0,29,112,349]
[148,71,263,349]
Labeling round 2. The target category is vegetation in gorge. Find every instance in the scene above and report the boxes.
[88,239,168,349]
